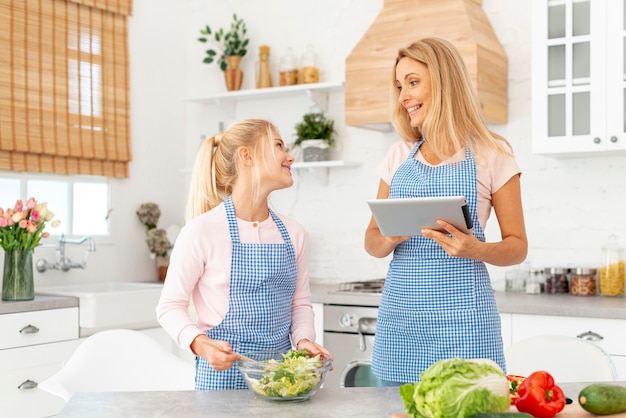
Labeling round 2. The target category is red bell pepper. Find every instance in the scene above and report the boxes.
[515,371,566,418]
[507,374,526,405]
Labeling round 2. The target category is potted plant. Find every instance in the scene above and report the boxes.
[198,14,249,90]
[293,112,336,162]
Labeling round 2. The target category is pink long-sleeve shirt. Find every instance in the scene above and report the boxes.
[156,202,315,353]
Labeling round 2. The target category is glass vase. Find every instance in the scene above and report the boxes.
[2,250,35,301]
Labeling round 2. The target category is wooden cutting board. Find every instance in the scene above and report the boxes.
[390,404,626,417]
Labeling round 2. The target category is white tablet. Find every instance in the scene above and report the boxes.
[367,196,474,237]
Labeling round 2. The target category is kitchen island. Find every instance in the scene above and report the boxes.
[56,382,626,417]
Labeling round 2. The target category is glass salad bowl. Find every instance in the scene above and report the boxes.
[236,349,332,402]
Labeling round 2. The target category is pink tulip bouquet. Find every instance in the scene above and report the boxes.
[0,198,60,251]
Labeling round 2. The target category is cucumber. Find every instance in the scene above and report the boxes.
[578,383,626,415]
[469,414,533,418]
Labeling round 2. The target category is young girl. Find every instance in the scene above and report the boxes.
[365,38,528,384]
[157,119,330,390]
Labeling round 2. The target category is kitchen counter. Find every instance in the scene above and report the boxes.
[56,382,626,418]
[0,295,78,315]
[310,283,626,319]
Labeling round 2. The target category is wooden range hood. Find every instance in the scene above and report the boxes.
[345,0,507,131]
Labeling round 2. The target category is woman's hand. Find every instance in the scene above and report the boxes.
[421,220,481,259]
[190,335,239,371]
[365,180,412,257]
[422,174,527,267]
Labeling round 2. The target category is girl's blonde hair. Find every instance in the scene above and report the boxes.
[185,118,277,221]
[391,37,511,161]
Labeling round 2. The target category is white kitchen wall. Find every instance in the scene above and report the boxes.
[32,0,626,289]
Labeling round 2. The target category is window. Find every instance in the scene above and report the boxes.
[0,0,133,178]
[0,173,110,237]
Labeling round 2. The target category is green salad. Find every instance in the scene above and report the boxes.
[247,349,326,398]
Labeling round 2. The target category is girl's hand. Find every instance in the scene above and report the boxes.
[191,335,239,371]
[421,220,481,259]
[296,339,334,370]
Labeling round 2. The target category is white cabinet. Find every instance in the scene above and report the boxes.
[499,313,512,351]
[0,307,80,418]
[509,313,626,379]
[532,0,626,155]
[313,302,324,347]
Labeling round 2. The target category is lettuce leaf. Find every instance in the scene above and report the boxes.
[400,358,511,418]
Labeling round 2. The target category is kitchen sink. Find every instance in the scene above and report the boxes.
[36,282,163,336]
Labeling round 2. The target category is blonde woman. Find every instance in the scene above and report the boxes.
[365,38,528,384]
[157,119,330,390]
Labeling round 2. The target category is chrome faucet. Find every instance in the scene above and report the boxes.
[36,234,96,272]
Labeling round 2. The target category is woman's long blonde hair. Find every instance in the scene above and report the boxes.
[391,37,511,160]
[185,119,277,221]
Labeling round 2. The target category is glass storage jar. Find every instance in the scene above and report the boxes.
[544,267,569,294]
[599,234,625,297]
[505,268,527,293]
[279,48,298,86]
[570,267,597,296]
[300,45,319,84]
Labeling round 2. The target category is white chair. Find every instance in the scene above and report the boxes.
[39,329,195,401]
[505,335,617,382]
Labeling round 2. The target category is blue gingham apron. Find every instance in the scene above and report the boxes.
[195,196,296,390]
[371,140,505,383]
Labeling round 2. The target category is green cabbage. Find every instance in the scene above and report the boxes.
[399,358,512,418]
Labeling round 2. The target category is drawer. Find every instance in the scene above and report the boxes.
[0,339,81,418]
[511,314,626,356]
[0,307,79,350]
[0,338,82,372]
[0,361,68,418]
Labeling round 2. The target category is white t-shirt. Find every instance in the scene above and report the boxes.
[377,140,521,231]
[156,202,315,353]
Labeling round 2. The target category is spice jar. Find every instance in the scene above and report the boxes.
[544,267,569,294]
[279,48,298,86]
[599,234,625,297]
[526,268,546,294]
[570,267,597,296]
[300,45,319,84]
[505,268,527,293]
[256,45,273,88]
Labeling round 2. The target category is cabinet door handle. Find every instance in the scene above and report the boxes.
[577,330,604,341]
[19,324,40,334]
[593,137,602,144]
[610,136,618,143]
[17,379,38,390]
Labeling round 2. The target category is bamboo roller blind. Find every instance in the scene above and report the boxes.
[0,0,133,178]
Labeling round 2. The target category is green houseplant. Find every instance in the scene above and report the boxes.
[293,112,336,162]
[198,13,249,72]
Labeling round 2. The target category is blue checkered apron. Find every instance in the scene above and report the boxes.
[195,196,296,390]
[371,140,505,383]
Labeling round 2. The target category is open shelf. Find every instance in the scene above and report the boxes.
[185,81,343,114]
[292,160,359,169]
[292,160,360,184]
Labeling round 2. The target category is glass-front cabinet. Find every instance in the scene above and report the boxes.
[532,0,626,155]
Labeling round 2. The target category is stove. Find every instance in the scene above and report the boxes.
[332,278,385,294]
[323,279,385,388]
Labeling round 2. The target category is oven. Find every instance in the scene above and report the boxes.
[323,279,384,389]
